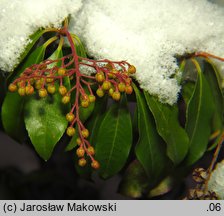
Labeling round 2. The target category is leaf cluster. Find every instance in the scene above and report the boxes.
[0,29,223,199]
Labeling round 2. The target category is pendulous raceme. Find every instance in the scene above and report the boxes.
[8,24,136,169]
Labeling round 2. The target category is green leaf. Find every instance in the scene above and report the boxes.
[72,33,87,58]
[181,82,195,106]
[24,46,69,160]
[66,97,108,175]
[65,96,107,152]
[185,59,215,165]
[203,60,223,132]
[144,92,189,165]
[132,105,138,134]
[65,92,100,152]
[1,93,26,142]
[119,160,149,198]
[176,60,186,84]
[87,96,108,145]
[181,60,198,83]
[66,96,107,158]
[24,93,68,160]
[95,95,132,179]
[70,98,108,178]
[65,125,79,152]
[2,45,46,141]
[133,83,168,185]
[79,102,95,122]
[203,59,224,150]
[79,90,95,122]
[70,99,104,176]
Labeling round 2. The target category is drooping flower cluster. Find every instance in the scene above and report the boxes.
[8,27,136,168]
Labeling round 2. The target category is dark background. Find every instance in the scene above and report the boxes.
[0,131,127,199]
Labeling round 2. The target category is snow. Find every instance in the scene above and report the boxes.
[1,0,224,104]
[0,0,82,72]
[208,160,224,199]
[71,0,224,104]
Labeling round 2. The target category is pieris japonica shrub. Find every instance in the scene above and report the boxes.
[0,0,223,199]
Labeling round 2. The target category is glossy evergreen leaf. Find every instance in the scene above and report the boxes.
[68,99,106,179]
[181,60,198,83]
[203,60,223,134]
[95,95,132,179]
[181,82,195,106]
[65,125,78,152]
[79,96,95,122]
[133,84,168,184]
[119,160,149,198]
[2,45,46,141]
[185,59,215,165]
[176,60,186,84]
[1,93,26,142]
[71,33,87,58]
[72,97,108,179]
[86,96,108,145]
[24,93,68,160]
[65,97,107,152]
[132,105,138,134]
[79,102,95,122]
[144,92,189,165]
[65,93,99,152]
[24,47,69,160]
[202,60,224,150]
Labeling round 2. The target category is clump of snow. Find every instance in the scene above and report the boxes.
[208,160,224,199]
[79,64,96,75]
[71,0,224,104]
[1,0,224,104]
[0,0,82,72]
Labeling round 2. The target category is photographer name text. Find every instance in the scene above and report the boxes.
[3,202,117,213]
